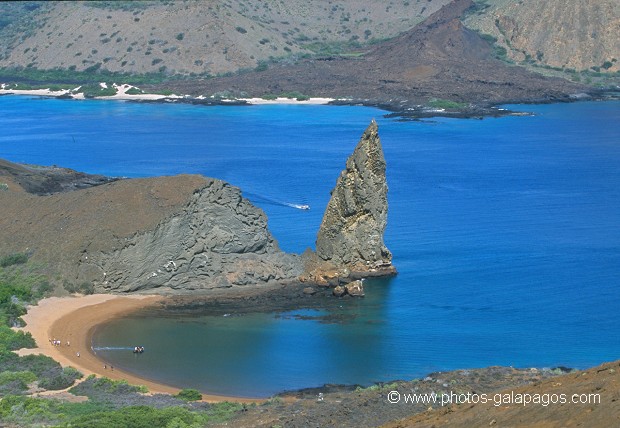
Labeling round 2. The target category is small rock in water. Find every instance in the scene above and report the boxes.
[345,280,364,297]
[333,285,346,297]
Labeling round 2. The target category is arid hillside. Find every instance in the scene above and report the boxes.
[465,0,620,73]
[1,0,617,80]
[0,0,452,76]
[155,0,586,110]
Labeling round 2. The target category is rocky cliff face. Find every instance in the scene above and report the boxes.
[0,121,394,294]
[311,120,394,280]
[464,0,620,73]
[89,179,301,292]
[0,169,301,293]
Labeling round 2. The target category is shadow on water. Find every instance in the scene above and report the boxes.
[92,278,397,396]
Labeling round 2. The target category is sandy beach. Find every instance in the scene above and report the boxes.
[16,294,255,402]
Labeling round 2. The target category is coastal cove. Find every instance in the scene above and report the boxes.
[2,96,620,397]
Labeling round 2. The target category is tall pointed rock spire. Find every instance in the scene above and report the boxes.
[315,119,394,276]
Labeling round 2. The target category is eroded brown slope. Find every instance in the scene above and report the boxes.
[0,165,302,292]
[219,360,618,428]
[0,173,207,282]
[382,360,620,428]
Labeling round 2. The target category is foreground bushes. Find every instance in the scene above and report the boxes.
[0,258,244,427]
[0,350,82,394]
[0,394,244,427]
[0,253,28,268]
[175,388,202,402]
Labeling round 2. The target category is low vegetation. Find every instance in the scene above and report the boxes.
[427,98,467,109]
[0,254,245,426]
[175,388,202,402]
[261,91,310,101]
[0,256,81,397]
[0,252,28,268]
[0,66,185,88]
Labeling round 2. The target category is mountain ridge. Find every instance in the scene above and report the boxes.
[1,0,616,114]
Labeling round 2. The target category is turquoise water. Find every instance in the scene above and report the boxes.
[1,96,619,397]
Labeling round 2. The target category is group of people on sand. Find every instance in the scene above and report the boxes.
[133,346,145,354]
[50,338,69,347]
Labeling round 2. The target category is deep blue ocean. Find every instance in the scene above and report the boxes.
[1,96,619,397]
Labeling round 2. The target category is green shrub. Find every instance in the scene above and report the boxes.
[154,89,174,96]
[279,91,310,101]
[78,84,118,98]
[72,376,147,395]
[175,388,202,401]
[0,394,110,426]
[38,366,82,390]
[427,98,467,109]
[31,280,52,299]
[0,371,36,395]
[0,253,28,268]
[254,61,268,72]
[63,281,94,295]
[301,40,361,55]
[0,326,35,351]
[0,352,58,377]
[60,405,207,428]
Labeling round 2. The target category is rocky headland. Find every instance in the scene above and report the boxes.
[0,121,393,295]
[303,120,395,288]
[0,158,117,195]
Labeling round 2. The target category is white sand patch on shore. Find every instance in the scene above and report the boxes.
[0,83,336,105]
[241,97,335,105]
[0,82,180,101]
[101,83,184,100]
[0,87,71,97]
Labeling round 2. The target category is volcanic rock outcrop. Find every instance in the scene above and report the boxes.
[0,169,301,293]
[306,120,395,283]
[92,179,302,292]
[0,121,394,293]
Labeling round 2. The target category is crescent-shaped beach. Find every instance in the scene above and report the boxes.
[16,294,256,402]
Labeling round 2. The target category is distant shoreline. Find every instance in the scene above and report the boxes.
[3,82,617,120]
[0,85,519,119]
